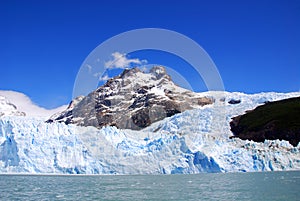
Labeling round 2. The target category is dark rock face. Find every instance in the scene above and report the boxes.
[228,99,241,104]
[48,66,213,130]
[230,97,300,146]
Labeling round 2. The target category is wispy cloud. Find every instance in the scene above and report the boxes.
[104,52,147,69]
[92,52,147,83]
[85,64,92,73]
[99,74,110,81]
[93,72,111,82]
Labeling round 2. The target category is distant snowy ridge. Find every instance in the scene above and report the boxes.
[0,91,299,174]
[0,96,25,117]
[0,90,67,119]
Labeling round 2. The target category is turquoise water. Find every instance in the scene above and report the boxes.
[0,171,299,201]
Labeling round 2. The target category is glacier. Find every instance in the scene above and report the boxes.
[0,91,300,174]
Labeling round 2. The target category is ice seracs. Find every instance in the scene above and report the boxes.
[0,91,299,174]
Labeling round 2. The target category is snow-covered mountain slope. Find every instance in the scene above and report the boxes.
[48,67,213,130]
[0,91,299,174]
[0,90,67,119]
[0,96,25,117]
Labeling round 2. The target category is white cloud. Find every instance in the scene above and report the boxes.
[99,74,110,81]
[93,72,111,82]
[104,52,147,69]
[91,52,147,83]
[85,64,92,73]
[93,72,101,77]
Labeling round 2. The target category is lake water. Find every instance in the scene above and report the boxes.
[1,171,299,201]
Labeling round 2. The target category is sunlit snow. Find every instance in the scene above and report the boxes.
[0,92,299,174]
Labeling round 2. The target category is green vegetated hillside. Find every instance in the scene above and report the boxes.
[230,96,300,146]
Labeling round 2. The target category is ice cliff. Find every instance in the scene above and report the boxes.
[0,91,299,174]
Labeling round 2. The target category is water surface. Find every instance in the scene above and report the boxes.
[1,171,299,200]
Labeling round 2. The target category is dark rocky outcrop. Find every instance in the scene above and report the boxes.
[47,66,213,130]
[228,99,241,104]
[230,97,300,146]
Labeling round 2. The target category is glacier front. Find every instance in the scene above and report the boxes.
[0,92,300,174]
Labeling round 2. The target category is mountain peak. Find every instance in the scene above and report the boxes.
[149,66,170,80]
[117,66,170,82]
[119,67,141,79]
[48,66,213,130]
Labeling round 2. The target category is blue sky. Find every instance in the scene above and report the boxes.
[0,0,299,109]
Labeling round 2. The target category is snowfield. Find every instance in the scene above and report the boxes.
[0,90,67,119]
[0,91,300,174]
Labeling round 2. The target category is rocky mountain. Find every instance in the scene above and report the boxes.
[47,66,213,130]
[1,91,300,174]
[230,96,300,146]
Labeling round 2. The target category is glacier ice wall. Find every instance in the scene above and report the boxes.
[0,92,299,174]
